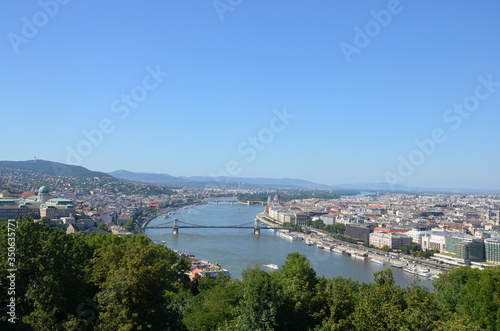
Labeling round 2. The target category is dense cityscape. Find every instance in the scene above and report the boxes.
[1,163,500,329]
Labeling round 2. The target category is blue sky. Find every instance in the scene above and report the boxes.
[1,0,499,189]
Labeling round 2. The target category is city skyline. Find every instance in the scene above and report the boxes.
[2,1,500,190]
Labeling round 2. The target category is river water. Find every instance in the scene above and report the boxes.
[145,198,433,289]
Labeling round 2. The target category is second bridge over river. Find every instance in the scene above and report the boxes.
[147,218,289,235]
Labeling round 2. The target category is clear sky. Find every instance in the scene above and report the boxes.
[1,0,499,190]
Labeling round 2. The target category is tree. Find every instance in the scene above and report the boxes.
[0,217,92,330]
[182,280,242,331]
[238,267,282,330]
[315,277,359,330]
[89,240,189,330]
[434,266,500,330]
[273,253,319,330]
[381,245,391,252]
[312,219,325,230]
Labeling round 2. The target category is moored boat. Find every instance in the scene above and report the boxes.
[331,247,344,254]
[371,258,386,265]
[277,231,303,241]
[403,266,430,277]
[352,253,368,260]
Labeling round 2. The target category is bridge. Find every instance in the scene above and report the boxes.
[147,218,288,235]
[210,200,265,206]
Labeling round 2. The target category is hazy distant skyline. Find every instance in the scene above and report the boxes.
[1,1,499,189]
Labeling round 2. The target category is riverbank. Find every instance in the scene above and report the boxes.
[256,212,446,277]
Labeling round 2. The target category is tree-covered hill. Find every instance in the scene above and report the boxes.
[0,160,112,178]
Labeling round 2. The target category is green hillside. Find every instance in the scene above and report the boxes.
[0,160,112,178]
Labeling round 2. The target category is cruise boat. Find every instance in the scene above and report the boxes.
[352,253,368,260]
[277,231,303,241]
[417,269,431,277]
[371,258,386,265]
[319,243,331,250]
[331,247,344,254]
[403,266,430,277]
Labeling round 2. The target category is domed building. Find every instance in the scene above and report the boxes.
[0,185,74,220]
[38,186,50,204]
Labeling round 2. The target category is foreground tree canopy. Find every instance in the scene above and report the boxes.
[1,217,499,330]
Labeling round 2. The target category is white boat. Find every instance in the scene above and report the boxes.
[331,247,344,254]
[417,269,431,277]
[371,258,386,265]
[161,240,166,244]
[318,243,331,250]
[277,231,303,241]
[305,239,314,246]
[403,267,430,277]
[390,263,404,268]
[429,274,440,280]
[263,264,280,270]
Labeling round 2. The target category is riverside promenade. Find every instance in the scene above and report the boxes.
[256,212,447,276]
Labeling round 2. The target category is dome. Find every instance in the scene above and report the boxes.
[38,186,50,194]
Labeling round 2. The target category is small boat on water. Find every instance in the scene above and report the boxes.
[277,231,303,241]
[161,240,166,244]
[403,266,430,277]
[390,263,404,268]
[371,258,386,265]
[318,243,331,250]
[352,253,368,260]
[263,264,280,270]
[331,247,344,254]
[305,238,314,246]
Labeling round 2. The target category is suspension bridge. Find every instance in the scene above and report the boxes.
[147,218,289,235]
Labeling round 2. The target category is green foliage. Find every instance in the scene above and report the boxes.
[238,267,282,330]
[413,249,439,258]
[381,245,392,252]
[400,243,420,255]
[434,266,500,330]
[89,240,189,330]
[182,280,242,331]
[2,219,500,330]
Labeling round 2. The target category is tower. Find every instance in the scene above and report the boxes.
[38,186,50,204]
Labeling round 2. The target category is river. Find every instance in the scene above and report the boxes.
[145,198,434,289]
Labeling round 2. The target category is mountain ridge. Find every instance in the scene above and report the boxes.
[0,160,112,178]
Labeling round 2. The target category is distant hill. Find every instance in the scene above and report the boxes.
[110,170,338,189]
[181,176,337,189]
[0,160,112,178]
[109,170,189,185]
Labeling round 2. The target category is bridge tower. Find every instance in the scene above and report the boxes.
[173,218,179,235]
[253,218,260,235]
